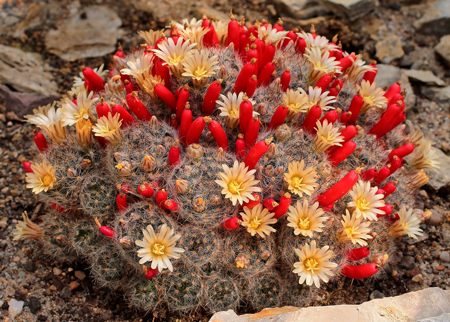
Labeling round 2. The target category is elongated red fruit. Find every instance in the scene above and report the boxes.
[239,95,253,134]
[23,161,33,173]
[348,94,363,125]
[362,61,377,84]
[34,132,49,152]
[268,104,289,130]
[339,112,352,124]
[243,138,272,169]
[341,263,379,279]
[377,204,392,217]
[273,193,291,218]
[382,183,396,197]
[111,103,135,127]
[245,116,260,147]
[301,105,322,133]
[327,125,357,154]
[116,193,128,211]
[154,83,177,111]
[168,140,180,165]
[176,85,190,121]
[347,247,370,261]
[235,59,256,94]
[295,37,306,55]
[258,61,276,86]
[372,166,390,186]
[281,29,298,48]
[243,193,261,209]
[126,92,152,121]
[263,198,279,210]
[280,68,291,92]
[95,218,115,239]
[82,67,104,92]
[226,11,240,52]
[320,110,339,125]
[328,140,357,167]
[222,217,241,230]
[389,156,403,174]
[390,111,406,131]
[138,184,154,197]
[368,103,403,137]
[260,43,276,73]
[163,199,178,211]
[338,53,355,73]
[245,75,258,98]
[315,74,332,91]
[155,189,168,207]
[384,82,401,102]
[124,80,134,94]
[155,58,171,90]
[170,114,179,128]
[361,169,377,181]
[202,79,222,115]
[387,143,414,161]
[204,117,228,151]
[317,170,359,207]
[186,117,206,146]
[96,98,110,118]
[236,134,246,160]
[179,103,193,144]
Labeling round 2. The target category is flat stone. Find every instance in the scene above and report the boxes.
[320,0,377,21]
[0,44,58,96]
[426,148,450,191]
[435,35,450,67]
[53,267,62,276]
[421,86,450,107]
[74,270,86,280]
[45,5,123,61]
[403,69,445,86]
[269,0,326,19]
[418,313,450,322]
[69,281,80,290]
[374,64,415,109]
[413,0,450,37]
[375,34,405,64]
[440,251,450,263]
[427,207,444,226]
[8,299,24,320]
[210,288,450,322]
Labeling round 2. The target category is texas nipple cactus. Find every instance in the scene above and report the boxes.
[16,13,439,316]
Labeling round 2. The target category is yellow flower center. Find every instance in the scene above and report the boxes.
[288,103,302,111]
[364,95,376,105]
[168,54,183,64]
[304,257,319,273]
[152,243,166,255]
[236,261,245,268]
[320,132,335,144]
[345,226,357,238]
[74,108,89,120]
[42,175,53,186]
[298,218,311,230]
[115,163,124,170]
[314,61,328,73]
[250,217,262,230]
[290,176,305,190]
[228,180,242,195]
[401,222,410,232]
[193,66,208,78]
[356,198,371,211]
[229,107,238,117]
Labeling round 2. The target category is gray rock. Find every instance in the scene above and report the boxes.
[418,313,450,322]
[270,0,330,19]
[8,299,24,319]
[75,270,86,281]
[440,251,450,263]
[28,296,41,314]
[442,224,450,242]
[320,0,377,21]
[0,44,58,96]
[421,86,450,107]
[403,69,445,87]
[60,286,72,299]
[375,34,405,64]
[426,148,450,191]
[413,0,450,37]
[427,207,444,226]
[53,267,62,276]
[435,35,450,67]
[399,255,416,270]
[45,5,123,61]
[374,64,415,110]
[210,288,450,322]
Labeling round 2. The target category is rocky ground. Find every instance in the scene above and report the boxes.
[0,0,450,321]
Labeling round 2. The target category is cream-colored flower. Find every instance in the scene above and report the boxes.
[347,180,385,221]
[300,86,336,112]
[297,31,337,53]
[76,119,93,150]
[24,103,67,143]
[135,224,185,272]
[345,56,375,83]
[240,204,277,238]
[410,169,429,189]
[120,53,154,88]
[138,29,165,46]
[179,26,209,49]
[172,18,202,29]
[73,64,108,88]
[358,80,387,113]
[92,112,123,145]
[215,160,262,206]
[213,20,228,45]
[141,74,165,99]
[283,160,319,196]
[406,120,424,145]
[182,50,220,87]
[217,92,257,128]
[338,210,372,246]
[405,122,439,171]
[25,159,57,194]
[313,120,344,153]
[389,205,423,239]
[287,200,327,237]
[293,240,337,288]
[152,37,197,77]
[282,89,309,118]
[62,90,98,126]
[304,47,341,84]
[258,24,288,45]
[13,212,43,241]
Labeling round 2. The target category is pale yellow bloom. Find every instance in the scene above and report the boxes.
[338,210,372,246]
[300,86,336,112]
[138,29,165,46]
[172,18,202,29]
[25,159,57,194]
[283,160,319,196]
[182,50,220,87]
[240,204,277,238]
[213,20,228,45]
[406,122,439,171]
[304,47,341,84]
[217,92,257,128]
[313,120,344,153]
[24,103,67,143]
[293,240,337,288]
[389,205,423,239]
[347,180,385,221]
[215,160,262,206]
[92,112,123,145]
[76,119,93,150]
[287,200,327,237]
[135,224,185,272]
[283,89,309,118]
[345,56,375,83]
[62,89,98,126]
[179,26,209,49]
[297,31,337,53]
[258,24,288,45]
[120,53,154,88]
[152,37,197,77]
[13,212,43,241]
[358,80,387,113]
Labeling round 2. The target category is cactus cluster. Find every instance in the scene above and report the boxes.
[16,14,439,315]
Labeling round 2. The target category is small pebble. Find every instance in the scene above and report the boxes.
[53,267,62,276]
[435,265,446,271]
[75,271,86,280]
[8,299,24,319]
[69,281,80,290]
[412,274,424,282]
[440,251,450,262]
